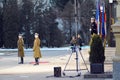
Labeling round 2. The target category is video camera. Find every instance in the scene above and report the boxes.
[70,45,81,53]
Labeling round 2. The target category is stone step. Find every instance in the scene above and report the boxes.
[84,72,113,79]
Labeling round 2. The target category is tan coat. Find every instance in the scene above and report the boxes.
[17,38,24,57]
[33,38,42,58]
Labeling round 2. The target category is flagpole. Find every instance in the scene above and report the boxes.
[96,0,100,35]
[74,0,78,37]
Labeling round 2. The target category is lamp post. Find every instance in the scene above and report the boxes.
[74,0,78,37]
[109,0,113,24]
[108,0,115,47]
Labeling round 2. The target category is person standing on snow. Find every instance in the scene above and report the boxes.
[33,33,42,65]
[70,36,76,52]
[17,34,24,64]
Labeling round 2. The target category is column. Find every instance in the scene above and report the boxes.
[111,0,120,80]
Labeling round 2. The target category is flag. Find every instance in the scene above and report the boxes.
[101,3,107,47]
[95,0,100,35]
[101,3,107,38]
[101,4,105,37]
[104,9,107,37]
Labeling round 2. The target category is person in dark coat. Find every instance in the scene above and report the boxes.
[17,34,24,64]
[33,33,42,65]
[90,17,97,35]
[76,34,83,50]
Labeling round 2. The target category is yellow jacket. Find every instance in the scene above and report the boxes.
[33,38,42,58]
[17,38,24,57]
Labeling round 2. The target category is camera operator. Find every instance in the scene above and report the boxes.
[76,34,83,50]
[70,36,76,52]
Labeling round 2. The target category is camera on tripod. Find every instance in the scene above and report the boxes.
[63,45,89,77]
[62,34,88,77]
[71,46,76,52]
[71,45,81,53]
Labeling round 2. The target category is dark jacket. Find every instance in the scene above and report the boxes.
[76,38,82,47]
[91,22,97,35]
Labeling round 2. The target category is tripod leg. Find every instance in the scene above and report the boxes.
[79,50,89,72]
[63,51,73,72]
[75,47,81,76]
[76,48,79,72]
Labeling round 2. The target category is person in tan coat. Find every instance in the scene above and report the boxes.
[33,33,42,65]
[70,36,76,53]
[17,34,24,64]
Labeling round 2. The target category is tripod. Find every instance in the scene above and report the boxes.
[63,46,89,76]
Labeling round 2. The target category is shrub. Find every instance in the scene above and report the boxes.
[89,34,105,63]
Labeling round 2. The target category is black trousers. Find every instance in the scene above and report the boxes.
[20,57,24,63]
[35,58,39,64]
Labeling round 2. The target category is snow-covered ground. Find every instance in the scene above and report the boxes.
[0,46,89,52]
[0,46,90,56]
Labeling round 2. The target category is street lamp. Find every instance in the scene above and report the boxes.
[109,0,114,24]
[109,0,113,3]
[109,0,115,47]
[109,0,113,25]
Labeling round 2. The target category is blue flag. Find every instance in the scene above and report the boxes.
[101,3,105,37]
[95,0,100,35]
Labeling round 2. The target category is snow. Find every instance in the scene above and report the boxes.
[56,18,64,31]
[0,53,4,56]
[0,46,89,52]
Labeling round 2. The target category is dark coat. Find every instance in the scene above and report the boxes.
[17,38,24,57]
[76,38,82,47]
[91,22,97,35]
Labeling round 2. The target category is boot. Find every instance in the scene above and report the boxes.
[18,57,24,64]
[21,57,24,64]
[34,58,39,65]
